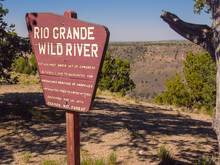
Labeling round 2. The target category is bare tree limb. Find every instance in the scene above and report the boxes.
[161,11,215,60]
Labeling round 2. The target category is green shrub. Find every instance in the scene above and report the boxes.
[23,63,32,74]
[20,151,32,164]
[158,145,175,165]
[42,159,60,165]
[12,54,37,75]
[99,52,135,95]
[10,72,39,84]
[13,56,26,73]
[29,54,37,74]
[155,52,216,114]
[108,152,117,165]
[93,159,105,165]
[195,156,215,165]
[184,52,216,111]
[0,2,31,83]
[81,151,117,165]
[155,74,191,107]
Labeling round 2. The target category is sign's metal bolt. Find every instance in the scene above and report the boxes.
[64,11,77,19]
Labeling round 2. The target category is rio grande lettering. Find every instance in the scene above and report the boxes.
[33,26,99,57]
[34,27,95,40]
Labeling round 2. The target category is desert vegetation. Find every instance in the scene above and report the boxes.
[155,52,216,115]
[0,3,30,84]
[0,0,219,165]
[99,51,135,95]
[12,54,37,75]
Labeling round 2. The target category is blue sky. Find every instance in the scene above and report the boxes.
[4,0,211,41]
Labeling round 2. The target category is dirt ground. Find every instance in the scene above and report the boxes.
[0,84,218,165]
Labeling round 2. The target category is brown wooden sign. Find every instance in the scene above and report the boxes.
[26,11,109,112]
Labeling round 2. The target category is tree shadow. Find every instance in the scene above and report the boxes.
[81,100,218,163]
[0,92,218,164]
[158,159,191,165]
[0,147,13,164]
[0,92,66,164]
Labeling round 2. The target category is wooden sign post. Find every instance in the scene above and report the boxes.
[26,10,109,165]
[64,11,80,165]
[66,110,80,165]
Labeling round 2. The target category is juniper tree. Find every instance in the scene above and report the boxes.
[0,1,30,83]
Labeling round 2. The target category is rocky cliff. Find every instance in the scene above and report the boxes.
[109,41,204,99]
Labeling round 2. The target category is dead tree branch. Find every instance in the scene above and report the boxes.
[161,11,215,60]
